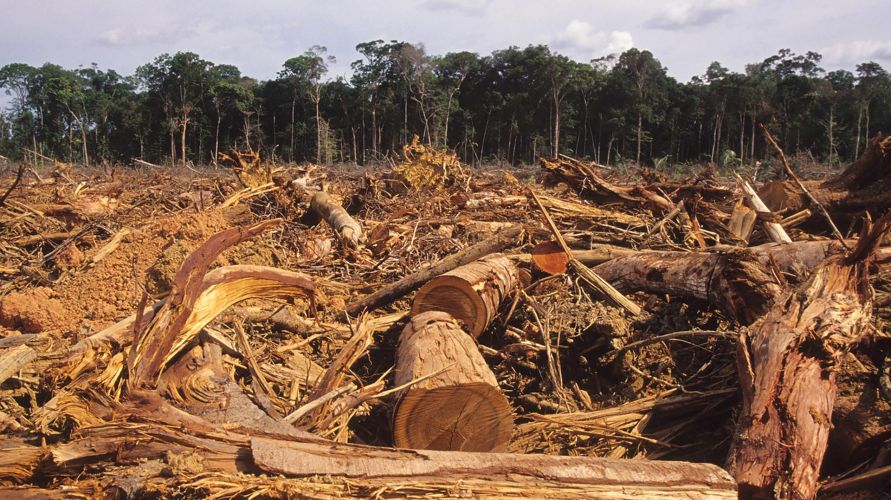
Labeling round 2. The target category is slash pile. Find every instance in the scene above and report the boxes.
[0,137,889,499]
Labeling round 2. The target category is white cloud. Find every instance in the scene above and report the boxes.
[421,0,492,14]
[95,25,194,47]
[647,0,750,30]
[552,20,633,59]
[821,40,891,65]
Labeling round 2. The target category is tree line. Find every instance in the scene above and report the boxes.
[1,42,890,168]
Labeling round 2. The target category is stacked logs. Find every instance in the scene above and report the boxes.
[392,253,520,452]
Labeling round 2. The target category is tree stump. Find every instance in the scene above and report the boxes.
[393,311,513,452]
[411,253,518,337]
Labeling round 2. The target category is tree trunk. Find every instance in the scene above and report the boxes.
[180,118,188,167]
[855,105,863,160]
[592,250,781,324]
[315,87,322,165]
[346,226,522,316]
[553,88,561,159]
[169,128,176,166]
[66,108,89,166]
[393,311,513,452]
[730,220,886,499]
[411,253,519,337]
[309,191,364,248]
[528,241,637,275]
[636,110,642,164]
[251,436,737,498]
[214,108,221,167]
[290,96,297,162]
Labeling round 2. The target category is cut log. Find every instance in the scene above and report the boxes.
[730,215,889,499]
[347,225,523,316]
[251,436,737,499]
[529,241,637,275]
[411,253,519,337]
[392,312,513,452]
[310,191,364,248]
[592,250,781,324]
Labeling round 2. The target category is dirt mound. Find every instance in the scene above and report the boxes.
[0,287,66,333]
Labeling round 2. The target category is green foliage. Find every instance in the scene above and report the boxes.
[1,45,890,168]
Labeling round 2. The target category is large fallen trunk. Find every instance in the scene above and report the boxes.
[592,250,782,324]
[411,253,519,337]
[729,216,888,499]
[347,225,523,316]
[251,436,737,499]
[758,133,891,226]
[392,312,513,452]
[310,191,364,248]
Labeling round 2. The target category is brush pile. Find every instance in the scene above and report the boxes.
[0,136,889,499]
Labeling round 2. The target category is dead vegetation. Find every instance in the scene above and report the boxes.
[0,136,889,499]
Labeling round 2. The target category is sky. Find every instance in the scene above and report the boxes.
[1,0,890,84]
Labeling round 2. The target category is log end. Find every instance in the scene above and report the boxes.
[531,241,569,275]
[393,383,514,452]
[412,276,488,337]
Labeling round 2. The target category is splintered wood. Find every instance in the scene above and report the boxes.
[3,143,891,498]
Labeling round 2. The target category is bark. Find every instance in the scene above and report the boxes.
[251,436,737,499]
[528,241,637,275]
[346,225,523,316]
[758,133,891,227]
[730,217,888,500]
[310,191,364,248]
[411,253,519,337]
[393,312,513,452]
[592,250,782,324]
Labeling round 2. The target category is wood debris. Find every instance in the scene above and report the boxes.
[0,144,889,499]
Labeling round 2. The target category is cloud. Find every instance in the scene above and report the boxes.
[94,25,192,47]
[821,40,891,65]
[420,0,492,14]
[647,0,749,30]
[552,20,633,59]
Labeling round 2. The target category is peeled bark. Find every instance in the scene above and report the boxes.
[730,217,887,500]
[310,191,364,248]
[411,253,519,337]
[393,312,513,452]
[251,436,737,499]
[592,250,781,324]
